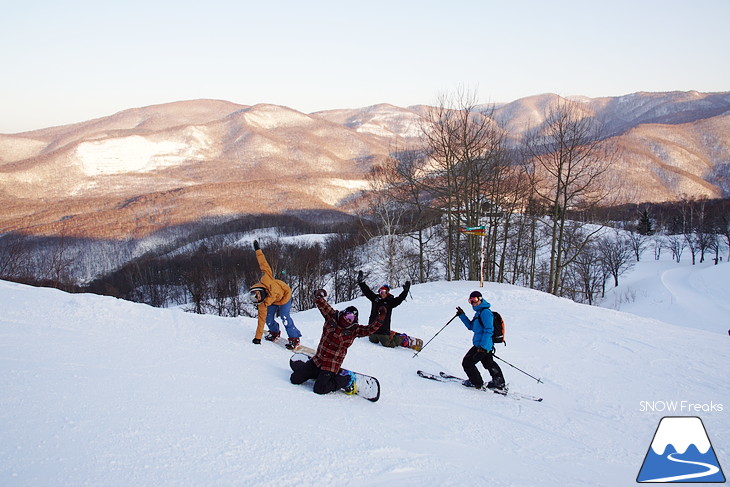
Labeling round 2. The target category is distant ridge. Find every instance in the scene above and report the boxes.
[1,91,729,239]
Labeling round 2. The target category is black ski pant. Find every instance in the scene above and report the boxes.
[290,358,349,395]
[462,346,504,388]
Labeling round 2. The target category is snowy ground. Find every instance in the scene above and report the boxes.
[600,253,729,335]
[1,258,728,486]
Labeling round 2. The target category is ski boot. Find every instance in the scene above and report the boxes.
[462,379,484,389]
[340,370,358,395]
[486,378,507,391]
[264,331,281,342]
[285,337,300,350]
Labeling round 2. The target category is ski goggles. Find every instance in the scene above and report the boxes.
[249,289,264,304]
[343,311,356,324]
[469,296,482,305]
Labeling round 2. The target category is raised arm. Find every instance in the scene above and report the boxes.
[358,281,377,301]
[255,249,274,280]
[313,290,338,322]
[354,306,388,337]
[391,281,411,307]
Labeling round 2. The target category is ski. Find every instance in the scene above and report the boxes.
[438,371,543,401]
[290,353,381,402]
[416,370,543,402]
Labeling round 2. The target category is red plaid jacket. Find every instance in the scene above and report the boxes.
[312,296,384,372]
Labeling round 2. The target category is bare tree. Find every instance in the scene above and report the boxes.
[488,157,532,283]
[722,212,730,262]
[418,87,510,281]
[598,231,636,287]
[0,233,30,278]
[360,162,411,285]
[43,232,75,289]
[694,198,716,263]
[522,98,619,295]
[382,148,441,283]
[705,232,722,265]
[625,231,649,262]
[568,241,606,305]
[665,234,686,263]
[180,266,210,314]
[678,196,704,265]
[324,234,362,303]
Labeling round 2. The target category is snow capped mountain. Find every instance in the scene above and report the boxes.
[590,91,730,135]
[314,103,424,138]
[1,91,729,239]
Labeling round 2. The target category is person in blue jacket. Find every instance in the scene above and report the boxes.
[456,290,506,390]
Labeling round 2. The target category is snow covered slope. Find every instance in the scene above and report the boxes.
[1,274,728,486]
[600,254,730,334]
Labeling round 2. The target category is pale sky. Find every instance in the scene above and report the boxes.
[2,0,729,133]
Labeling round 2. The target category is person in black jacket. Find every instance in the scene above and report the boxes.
[357,271,421,350]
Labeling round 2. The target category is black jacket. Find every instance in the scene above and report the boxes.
[358,281,410,335]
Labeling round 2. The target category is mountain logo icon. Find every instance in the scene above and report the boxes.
[637,416,726,483]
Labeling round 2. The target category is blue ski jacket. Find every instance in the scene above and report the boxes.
[459,299,494,351]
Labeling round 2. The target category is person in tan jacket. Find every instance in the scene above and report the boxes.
[249,240,301,349]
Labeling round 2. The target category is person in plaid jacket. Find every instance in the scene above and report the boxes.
[290,289,386,395]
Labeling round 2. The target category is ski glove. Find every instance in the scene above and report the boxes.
[314,289,327,299]
[455,306,465,316]
[253,240,260,251]
[252,338,261,345]
[357,270,364,283]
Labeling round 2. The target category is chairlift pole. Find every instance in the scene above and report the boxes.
[480,228,485,287]
[459,224,487,287]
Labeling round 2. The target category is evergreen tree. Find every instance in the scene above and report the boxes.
[637,207,654,235]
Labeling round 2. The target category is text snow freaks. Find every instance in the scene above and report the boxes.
[640,401,724,413]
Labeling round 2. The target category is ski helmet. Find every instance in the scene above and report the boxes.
[339,306,359,326]
[249,286,267,304]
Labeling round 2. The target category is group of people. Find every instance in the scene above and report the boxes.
[248,241,505,395]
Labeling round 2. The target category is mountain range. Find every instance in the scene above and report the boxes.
[1,91,729,240]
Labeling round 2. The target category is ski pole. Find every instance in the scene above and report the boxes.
[413,313,459,358]
[493,353,543,384]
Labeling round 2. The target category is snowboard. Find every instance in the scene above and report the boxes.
[417,370,543,402]
[269,336,316,356]
[405,335,424,351]
[290,353,381,402]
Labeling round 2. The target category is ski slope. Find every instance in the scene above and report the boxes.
[1,261,728,486]
[600,254,730,334]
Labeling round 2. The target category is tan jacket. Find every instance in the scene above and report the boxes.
[252,249,292,340]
